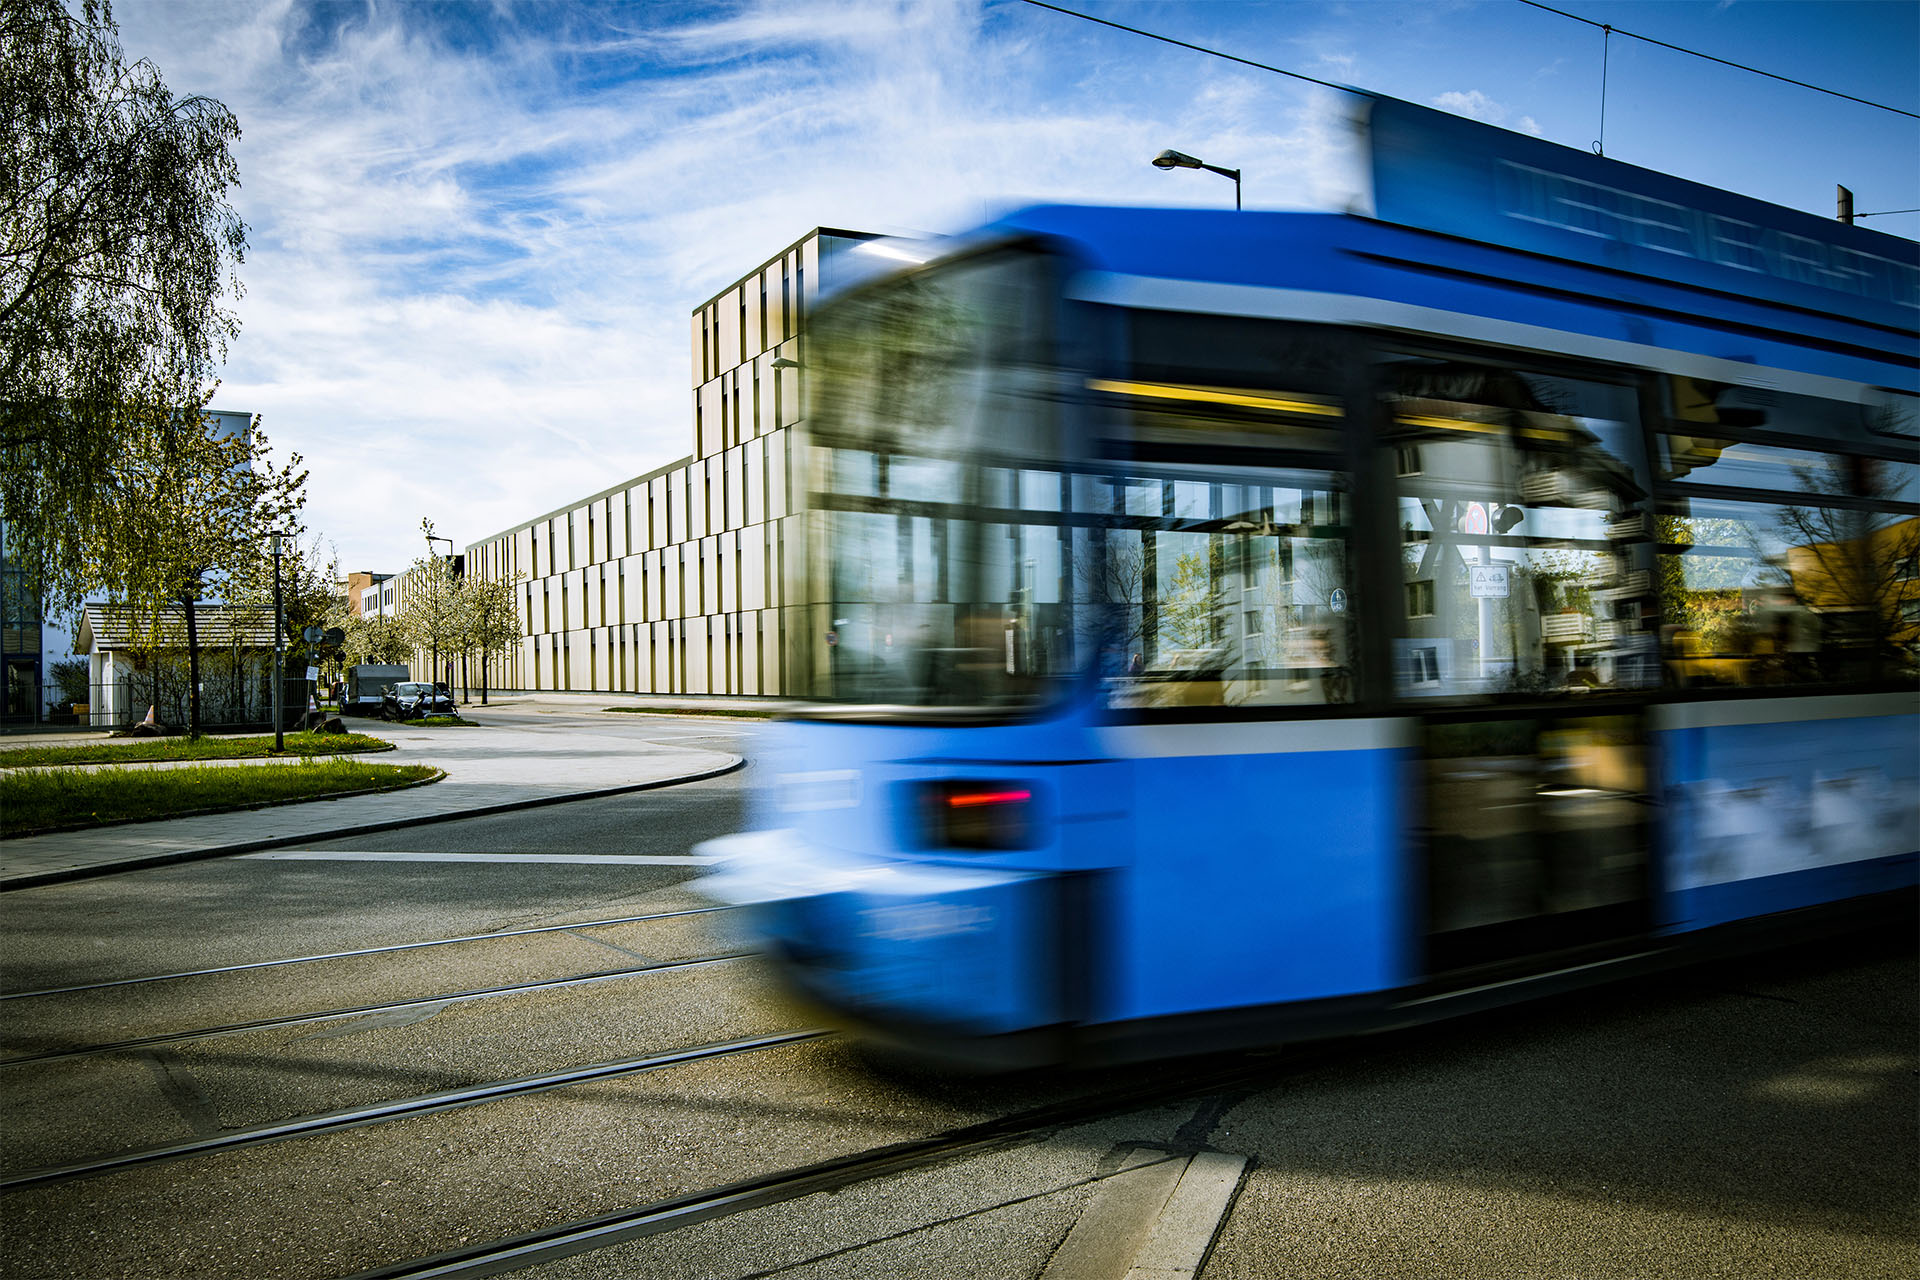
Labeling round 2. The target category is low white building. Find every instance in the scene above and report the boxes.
[76,602,277,729]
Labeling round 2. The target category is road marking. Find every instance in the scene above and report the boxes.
[1041,1149,1186,1280]
[1042,1148,1249,1280]
[1126,1150,1249,1279]
[238,851,719,865]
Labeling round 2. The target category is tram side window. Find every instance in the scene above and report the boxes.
[1081,464,1356,712]
[1382,356,1656,698]
[1654,383,1919,687]
[1083,310,1355,713]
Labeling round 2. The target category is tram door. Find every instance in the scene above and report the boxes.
[1380,355,1659,974]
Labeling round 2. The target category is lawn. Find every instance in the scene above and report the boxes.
[395,715,481,727]
[0,758,441,837]
[0,732,393,769]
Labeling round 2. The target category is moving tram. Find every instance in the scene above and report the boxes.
[699,98,1919,1066]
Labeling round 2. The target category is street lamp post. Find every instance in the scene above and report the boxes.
[1152,148,1241,209]
[270,532,285,752]
[425,530,455,703]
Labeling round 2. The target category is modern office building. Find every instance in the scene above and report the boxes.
[344,571,390,618]
[463,228,879,697]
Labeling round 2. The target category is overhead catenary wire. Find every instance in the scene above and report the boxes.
[1516,0,1919,119]
[1016,0,1347,93]
[1018,0,1919,122]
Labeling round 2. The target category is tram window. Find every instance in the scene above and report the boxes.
[1382,356,1656,699]
[1084,464,1356,712]
[1661,378,1916,454]
[1657,434,1918,506]
[1088,310,1350,454]
[1658,497,1920,687]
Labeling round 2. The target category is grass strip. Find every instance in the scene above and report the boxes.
[396,716,481,728]
[0,732,393,769]
[599,706,777,719]
[1,759,440,838]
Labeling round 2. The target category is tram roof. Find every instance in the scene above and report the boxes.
[964,202,1916,393]
[942,97,1918,393]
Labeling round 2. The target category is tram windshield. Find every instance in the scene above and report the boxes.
[798,246,1074,713]
[799,244,1360,718]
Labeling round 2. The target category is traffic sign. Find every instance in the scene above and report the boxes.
[302,625,325,643]
[1469,564,1510,598]
[1462,502,1490,536]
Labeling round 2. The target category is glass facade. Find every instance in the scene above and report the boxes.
[464,228,877,695]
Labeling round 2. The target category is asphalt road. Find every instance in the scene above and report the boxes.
[1,709,1912,1279]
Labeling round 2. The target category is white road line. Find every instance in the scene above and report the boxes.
[238,851,719,865]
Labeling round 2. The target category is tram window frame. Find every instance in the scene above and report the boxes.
[1081,311,1366,722]
[1649,380,1920,695]
[1369,341,1659,707]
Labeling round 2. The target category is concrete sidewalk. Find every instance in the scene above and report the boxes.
[0,712,742,891]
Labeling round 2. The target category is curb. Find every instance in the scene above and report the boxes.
[0,756,746,892]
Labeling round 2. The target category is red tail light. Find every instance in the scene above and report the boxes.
[918,781,1038,850]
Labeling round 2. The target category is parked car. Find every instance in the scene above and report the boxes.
[381,681,456,720]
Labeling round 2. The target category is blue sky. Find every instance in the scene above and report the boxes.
[116,0,1919,574]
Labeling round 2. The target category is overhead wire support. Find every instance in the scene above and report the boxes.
[1516,0,1920,119]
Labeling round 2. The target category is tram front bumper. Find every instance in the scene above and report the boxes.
[695,829,1064,1038]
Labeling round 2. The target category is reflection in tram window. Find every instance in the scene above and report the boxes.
[1084,468,1354,710]
[1655,384,1919,687]
[1658,499,1920,687]
[1383,358,1656,698]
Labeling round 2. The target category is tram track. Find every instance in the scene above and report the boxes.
[0,950,758,1068]
[0,904,739,1001]
[0,1028,832,1192]
[339,1050,1301,1280]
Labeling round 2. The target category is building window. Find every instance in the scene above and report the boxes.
[739,296,747,364]
[781,262,791,340]
[752,367,761,436]
[700,313,709,382]
[1406,579,1435,617]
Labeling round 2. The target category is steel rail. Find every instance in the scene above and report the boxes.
[0,905,739,1001]
[341,1053,1296,1280]
[0,952,755,1069]
[0,1028,831,1192]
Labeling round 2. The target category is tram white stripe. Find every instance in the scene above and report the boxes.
[1652,691,1919,731]
[1098,717,1415,758]
[239,851,719,865]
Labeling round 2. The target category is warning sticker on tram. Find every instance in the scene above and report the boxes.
[1470,565,1510,598]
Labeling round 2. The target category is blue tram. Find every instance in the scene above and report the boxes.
[699,97,1919,1066]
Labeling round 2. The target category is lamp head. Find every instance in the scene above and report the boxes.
[1153,149,1202,170]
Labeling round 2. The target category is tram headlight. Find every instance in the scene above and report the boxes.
[915,781,1038,851]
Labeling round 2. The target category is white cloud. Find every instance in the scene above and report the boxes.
[102,0,1356,572]
[105,1,1913,575]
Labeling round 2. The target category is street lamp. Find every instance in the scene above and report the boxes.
[425,529,455,703]
[1152,148,1241,210]
[270,532,286,751]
